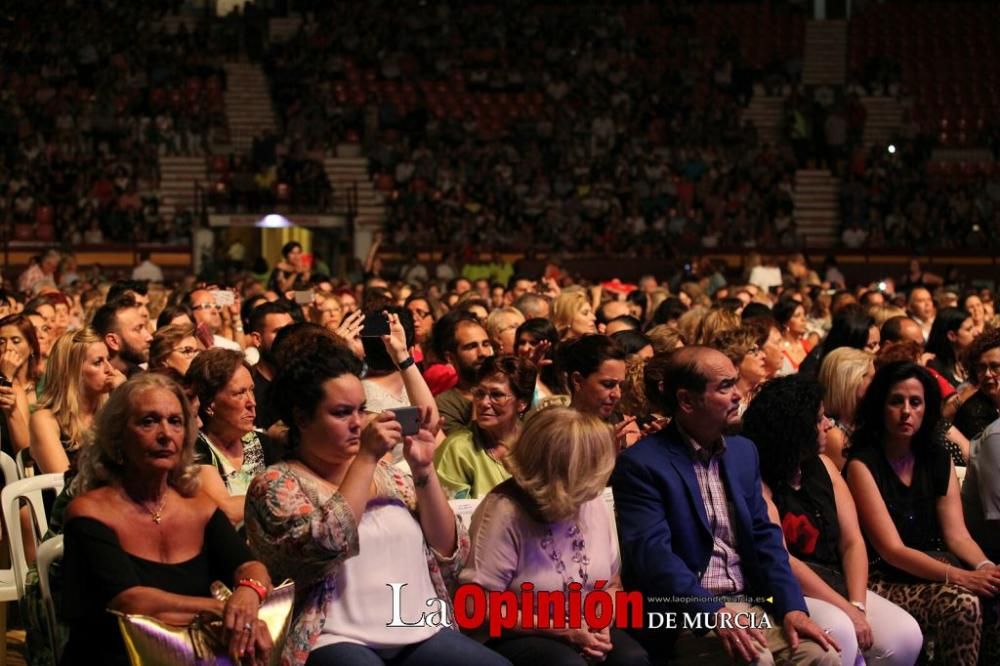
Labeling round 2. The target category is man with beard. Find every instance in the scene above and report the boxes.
[247,301,295,429]
[434,311,494,435]
[92,294,153,377]
[107,280,151,324]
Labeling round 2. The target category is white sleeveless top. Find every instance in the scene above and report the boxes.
[313,498,443,651]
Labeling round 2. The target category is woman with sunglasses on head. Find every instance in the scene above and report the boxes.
[434,355,537,499]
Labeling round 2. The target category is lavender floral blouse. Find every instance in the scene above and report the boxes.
[245,461,470,666]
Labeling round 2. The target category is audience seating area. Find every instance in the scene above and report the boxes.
[850,2,1000,147]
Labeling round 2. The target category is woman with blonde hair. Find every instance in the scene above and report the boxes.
[552,289,596,340]
[486,307,526,355]
[867,305,907,329]
[818,347,875,469]
[62,373,273,666]
[461,408,649,665]
[645,324,685,355]
[676,305,707,347]
[30,328,118,474]
[311,291,343,331]
[693,305,741,346]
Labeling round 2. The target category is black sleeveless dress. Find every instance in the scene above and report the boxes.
[771,456,845,593]
[848,445,950,582]
[60,510,251,666]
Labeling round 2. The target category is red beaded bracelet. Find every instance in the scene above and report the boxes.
[237,577,268,602]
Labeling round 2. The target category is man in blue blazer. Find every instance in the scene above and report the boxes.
[612,346,838,664]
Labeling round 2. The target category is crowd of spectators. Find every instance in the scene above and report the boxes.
[261,1,809,255]
[0,1,236,244]
[6,239,1000,666]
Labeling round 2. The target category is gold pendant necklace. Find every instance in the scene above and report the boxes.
[123,489,167,524]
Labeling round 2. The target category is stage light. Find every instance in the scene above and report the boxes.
[257,214,292,228]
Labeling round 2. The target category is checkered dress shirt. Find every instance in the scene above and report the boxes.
[680,427,745,595]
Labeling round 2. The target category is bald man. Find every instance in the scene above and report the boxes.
[612,346,839,664]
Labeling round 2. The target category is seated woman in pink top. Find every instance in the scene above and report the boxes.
[461,408,649,666]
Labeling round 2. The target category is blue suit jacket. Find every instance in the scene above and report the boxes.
[611,423,807,619]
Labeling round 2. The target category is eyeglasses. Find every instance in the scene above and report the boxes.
[172,346,200,358]
[410,308,432,319]
[975,362,1000,378]
[748,346,765,356]
[191,303,222,311]
[471,388,514,405]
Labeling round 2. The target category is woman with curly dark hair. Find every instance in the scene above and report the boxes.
[743,376,922,666]
[245,336,508,666]
[846,361,1000,665]
[953,327,1000,441]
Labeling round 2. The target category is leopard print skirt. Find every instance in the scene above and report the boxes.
[870,572,1000,665]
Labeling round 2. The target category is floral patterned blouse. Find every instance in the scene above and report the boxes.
[245,460,470,666]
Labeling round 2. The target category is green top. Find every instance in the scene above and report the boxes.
[435,388,473,435]
[433,426,510,499]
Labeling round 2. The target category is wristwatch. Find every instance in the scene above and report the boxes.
[849,601,867,614]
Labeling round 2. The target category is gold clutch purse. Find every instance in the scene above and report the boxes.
[113,580,294,666]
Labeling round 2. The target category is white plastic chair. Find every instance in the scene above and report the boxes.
[37,534,64,661]
[0,451,17,488]
[1,473,65,596]
[0,451,22,665]
[15,448,32,479]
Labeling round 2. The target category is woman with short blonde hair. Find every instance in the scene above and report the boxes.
[676,306,707,347]
[552,289,596,340]
[507,408,615,521]
[694,306,741,346]
[867,304,907,328]
[646,324,685,355]
[485,307,526,355]
[461,407,649,664]
[818,347,875,469]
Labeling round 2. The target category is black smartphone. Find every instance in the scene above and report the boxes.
[635,414,658,428]
[392,406,422,436]
[360,312,390,337]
